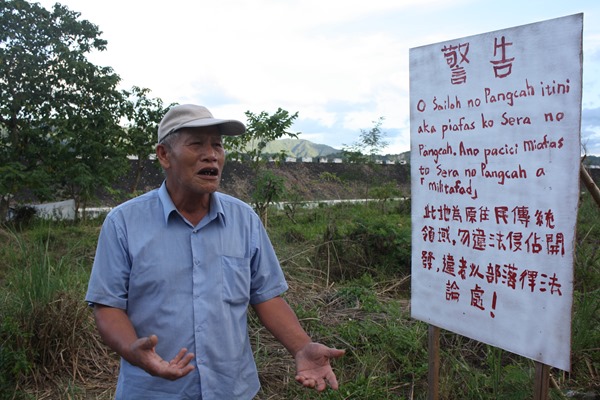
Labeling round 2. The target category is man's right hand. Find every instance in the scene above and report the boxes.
[130,335,195,380]
[93,305,195,381]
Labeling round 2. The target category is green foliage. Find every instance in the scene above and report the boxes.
[342,117,388,164]
[369,182,403,213]
[0,198,599,399]
[334,274,382,312]
[342,149,368,164]
[223,108,299,225]
[0,0,129,215]
[0,315,31,399]
[224,108,299,171]
[572,290,600,354]
[341,118,389,199]
[253,170,286,204]
[574,193,600,292]
[0,163,26,219]
[328,310,429,398]
[348,217,412,276]
[440,341,536,399]
[121,87,171,193]
[319,171,342,184]
[266,197,599,398]
[571,289,600,391]
[272,200,413,282]
[282,188,306,223]
[252,170,286,226]
[0,221,102,397]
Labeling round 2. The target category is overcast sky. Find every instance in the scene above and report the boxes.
[36,0,600,155]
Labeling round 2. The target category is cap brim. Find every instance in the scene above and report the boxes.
[178,118,246,136]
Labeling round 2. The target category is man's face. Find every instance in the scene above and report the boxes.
[158,126,225,197]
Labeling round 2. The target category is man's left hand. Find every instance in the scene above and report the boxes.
[294,342,345,391]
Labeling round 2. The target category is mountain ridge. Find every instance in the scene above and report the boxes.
[261,138,410,160]
[262,138,340,158]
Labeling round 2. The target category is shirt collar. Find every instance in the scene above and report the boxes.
[208,191,227,227]
[158,182,177,224]
[158,181,226,226]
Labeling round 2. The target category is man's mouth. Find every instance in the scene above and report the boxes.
[198,167,219,176]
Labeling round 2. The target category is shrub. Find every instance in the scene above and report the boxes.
[348,217,411,276]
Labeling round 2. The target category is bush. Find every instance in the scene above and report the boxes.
[348,217,411,276]
[6,205,36,229]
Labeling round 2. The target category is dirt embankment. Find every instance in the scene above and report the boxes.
[121,160,600,204]
[222,161,411,201]
[107,160,412,206]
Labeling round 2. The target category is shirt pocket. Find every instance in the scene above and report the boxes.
[221,255,251,305]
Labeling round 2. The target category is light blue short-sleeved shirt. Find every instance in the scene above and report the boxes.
[86,182,288,399]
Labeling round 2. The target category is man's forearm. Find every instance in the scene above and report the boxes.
[252,296,312,357]
[93,304,139,362]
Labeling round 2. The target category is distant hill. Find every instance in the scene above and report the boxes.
[262,139,340,158]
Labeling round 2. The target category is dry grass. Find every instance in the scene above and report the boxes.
[253,274,412,399]
[13,293,119,399]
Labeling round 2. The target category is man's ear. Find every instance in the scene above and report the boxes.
[156,144,170,169]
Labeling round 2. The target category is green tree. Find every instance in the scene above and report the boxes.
[252,170,286,228]
[224,108,299,224]
[0,0,128,218]
[369,182,402,214]
[342,117,389,201]
[224,108,299,172]
[342,116,388,164]
[122,87,171,193]
[45,90,128,216]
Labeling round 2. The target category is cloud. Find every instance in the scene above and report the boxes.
[581,107,600,155]
[35,0,600,156]
[581,127,600,156]
[583,107,600,126]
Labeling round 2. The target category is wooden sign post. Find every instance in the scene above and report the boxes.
[428,325,440,400]
[534,362,551,399]
[410,14,583,397]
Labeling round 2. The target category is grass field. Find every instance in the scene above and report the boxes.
[0,194,598,399]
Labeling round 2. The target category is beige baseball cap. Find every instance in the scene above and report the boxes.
[157,104,246,143]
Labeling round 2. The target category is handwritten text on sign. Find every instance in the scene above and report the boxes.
[409,14,582,372]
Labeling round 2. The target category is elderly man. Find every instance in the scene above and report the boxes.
[86,104,344,399]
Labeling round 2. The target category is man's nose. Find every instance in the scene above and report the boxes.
[201,145,218,161]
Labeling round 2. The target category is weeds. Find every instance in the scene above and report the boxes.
[0,194,598,399]
[0,223,117,399]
